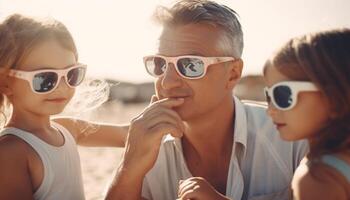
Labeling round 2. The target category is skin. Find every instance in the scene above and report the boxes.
[264,64,350,199]
[106,23,243,200]
[0,39,128,200]
[177,177,227,200]
[264,64,330,141]
[292,157,350,200]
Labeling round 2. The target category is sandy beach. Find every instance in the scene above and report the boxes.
[79,147,123,200]
[78,101,147,200]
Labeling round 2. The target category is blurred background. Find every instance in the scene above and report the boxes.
[1,0,349,102]
[1,0,349,199]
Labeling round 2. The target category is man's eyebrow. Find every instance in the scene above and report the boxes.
[156,53,206,57]
[187,53,205,56]
[65,63,78,68]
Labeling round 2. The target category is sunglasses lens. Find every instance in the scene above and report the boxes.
[273,85,292,109]
[67,67,86,87]
[33,72,58,93]
[144,57,166,77]
[177,58,204,78]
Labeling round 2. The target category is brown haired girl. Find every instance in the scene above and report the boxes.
[264,28,350,199]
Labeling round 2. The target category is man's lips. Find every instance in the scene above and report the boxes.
[159,89,192,99]
[161,95,189,99]
[159,92,191,99]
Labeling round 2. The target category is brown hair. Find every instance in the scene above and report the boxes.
[264,28,350,158]
[0,14,78,126]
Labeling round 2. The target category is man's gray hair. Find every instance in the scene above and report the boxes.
[154,0,244,58]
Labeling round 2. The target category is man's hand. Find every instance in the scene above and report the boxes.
[122,96,185,176]
[177,177,231,200]
[106,96,185,200]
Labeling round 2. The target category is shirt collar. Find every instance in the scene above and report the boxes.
[232,96,248,153]
[164,96,248,155]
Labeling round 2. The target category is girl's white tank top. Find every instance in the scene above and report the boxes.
[0,121,85,200]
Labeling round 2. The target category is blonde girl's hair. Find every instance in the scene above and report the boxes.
[0,14,78,126]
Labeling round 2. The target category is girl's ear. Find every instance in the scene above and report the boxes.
[0,85,12,96]
[0,74,13,96]
[226,58,243,90]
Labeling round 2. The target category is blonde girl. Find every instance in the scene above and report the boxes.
[0,14,127,200]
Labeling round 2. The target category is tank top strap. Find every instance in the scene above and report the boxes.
[0,126,56,155]
[321,155,350,183]
[51,121,77,146]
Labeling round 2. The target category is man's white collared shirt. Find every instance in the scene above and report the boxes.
[141,97,308,200]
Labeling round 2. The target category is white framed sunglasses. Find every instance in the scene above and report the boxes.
[8,64,87,94]
[143,55,235,79]
[264,81,319,111]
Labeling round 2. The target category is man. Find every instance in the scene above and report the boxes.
[106,1,307,199]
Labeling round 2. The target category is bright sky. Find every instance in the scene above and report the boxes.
[1,0,349,83]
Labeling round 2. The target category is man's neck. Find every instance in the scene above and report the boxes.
[182,96,235,161]
[180,97,235,194]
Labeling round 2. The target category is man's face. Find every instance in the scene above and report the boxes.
[154,23,237,121]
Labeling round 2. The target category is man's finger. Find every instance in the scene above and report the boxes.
[154,97,184,108]
[140,97,184,120]
[178,181,196,197]
[144,108,185,132]
[147,114,182,131]
[149,123,184,139]
[143,98,184,115]
[178,189,196,200]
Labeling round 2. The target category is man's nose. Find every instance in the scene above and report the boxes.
[161,62,183,90]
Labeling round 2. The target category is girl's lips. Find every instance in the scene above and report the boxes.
[274,122,286,129]
[45,98,67,103]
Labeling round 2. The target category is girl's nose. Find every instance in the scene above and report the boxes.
[55,76,70,91]
[266,102,279,117]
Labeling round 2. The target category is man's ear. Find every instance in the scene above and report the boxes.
[226,58,243,90]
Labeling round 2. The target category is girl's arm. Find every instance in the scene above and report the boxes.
[53,117,128,147]
[0,136,35,200]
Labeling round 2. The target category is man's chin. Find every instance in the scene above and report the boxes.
[173,105,193,121]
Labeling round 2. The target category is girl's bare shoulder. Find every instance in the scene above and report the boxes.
[0,134,35,172]
[0,134,32,177]
[292,156,350,200]
[0,135,35,199]
[0,134,32,159]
